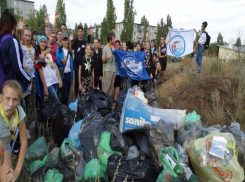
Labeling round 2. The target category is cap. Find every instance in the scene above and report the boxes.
[62,33,69,40]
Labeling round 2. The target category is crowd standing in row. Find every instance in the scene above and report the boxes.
[0,9,208,181]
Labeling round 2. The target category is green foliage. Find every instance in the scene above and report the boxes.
[95,25,99,38]
[106,0,117,31]
[217,32,224,45]
[101,17,109,45]
[36,5,47,34]
[208,42,218,57]
[163,14,172,36]
[0,0,7,14]
[74,23,78,38]
[56,0,67,29]
[83,23,88,40]
[141,15,149,41]
[155,23,161,48]
[26,10,37,31]
[155,16,172,48]
[120,0,135,42]
[236,37,242,48]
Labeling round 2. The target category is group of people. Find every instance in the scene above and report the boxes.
[0,8,208,182]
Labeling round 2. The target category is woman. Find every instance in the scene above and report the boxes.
[0,80,28,182]
[35,35,62,100]
[134,42,141,52]
[0,9,31,89]
[92,38,102,90]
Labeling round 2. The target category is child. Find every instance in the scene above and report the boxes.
[154,61,162,86]
[0,80,28,182]
[56,33,74,105]
[79,44,93,97]
[35,35,63,100]
[92,38,102,90]
[194,21,208,73]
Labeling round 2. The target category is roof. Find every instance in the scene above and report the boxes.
[89,22,156,29]
[218,44,245,53]
[18,0,34,3]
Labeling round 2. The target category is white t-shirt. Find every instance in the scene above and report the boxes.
[42,53,59,87]
[63,48,71,73]
[198,31,207,45]
[21,45,35,78]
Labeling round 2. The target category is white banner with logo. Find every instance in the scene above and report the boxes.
[166,28,194,57]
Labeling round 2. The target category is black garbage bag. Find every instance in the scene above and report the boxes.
[135,132,150,156]
[146,120,175,172]
[76,98,98,121]
[53,105,74,147]
[80,112,126,162]
[38,96,62,131]
[31,162,55,182]
[222,123,245,169]
[110,127,134,154]
[148,101,159,108]
[107,153,158,182]
[117,91,126,111]
[144,90,157,101]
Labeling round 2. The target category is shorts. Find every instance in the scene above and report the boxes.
[159,58,167,71]
[114,75,121,87]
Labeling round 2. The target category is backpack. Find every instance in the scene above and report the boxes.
[0,34,14,90]
[203,31,211,49]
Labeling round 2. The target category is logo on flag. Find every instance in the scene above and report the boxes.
[169,35,186,56]
[121,55,143,78]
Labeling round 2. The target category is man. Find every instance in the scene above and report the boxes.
[193,21,208,73]
[70,26,91,98]
[113,40,121,103]
[102,32,116,96]
[56,33,73,105]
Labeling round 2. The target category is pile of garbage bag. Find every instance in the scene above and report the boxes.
[28,87,245,182]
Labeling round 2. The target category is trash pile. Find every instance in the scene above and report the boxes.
[27,86,245,182]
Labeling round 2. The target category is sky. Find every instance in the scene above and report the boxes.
[32,0,245,44]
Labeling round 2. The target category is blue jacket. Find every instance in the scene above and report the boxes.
[0,34,31,83]
[56,47,73,81]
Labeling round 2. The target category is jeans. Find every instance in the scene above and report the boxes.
[196,44,205,71]
[48,83,59,100]
[60,73,72,105]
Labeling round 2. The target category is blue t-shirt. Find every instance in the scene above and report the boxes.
[0,105,26,148]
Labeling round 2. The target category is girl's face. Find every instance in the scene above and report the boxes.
[23,30,31,45]
[31,35,37,47]
[151,41,155,48]
[85,46,92,56]
[136,44,141,51]
[39,39,46,50]
[0,87,20,117]
[145,42,150,50]
[161,37,165,44]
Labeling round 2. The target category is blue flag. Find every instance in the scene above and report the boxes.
[114,50,150,81]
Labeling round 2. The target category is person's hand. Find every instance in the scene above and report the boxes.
[193,48,196,52]
[44,87,48,96]
[0,140,4,166]
[136,31,139,37]
[17,18,27,30]
[3,169,21,182]
[194,28,197,32]
[107,54,112,60]
[45,14,49,24]
[62,57,67,64]
[146,32,149,37]
[55,11,60,20]
[59,80,63,88]
[150,73,153,79]
[79,84,83,91]
[112,29,115,33]
[39,53,45,60]
[69,32,74,41]
[168,27,170,31]
[87,28,91,35]
[99,76,102,80]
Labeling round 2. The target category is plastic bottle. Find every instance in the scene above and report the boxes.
[164,154,184,176]
[181,163,201,182]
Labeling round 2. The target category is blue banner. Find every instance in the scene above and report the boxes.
[114,50,150,81]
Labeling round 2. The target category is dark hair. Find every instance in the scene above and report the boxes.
[98,39,101,43]
[61,23,66,28]
[115,40,120,45]
[0,9,17,35]
[35,42,47,67]
[107,32,114,42]
[135,42,140,47]
[126,41,134,50]
[77,26,83,31]
[151,40,155,43]
[202,21,208,28]
[161,36,165,39]
[93,38,99,42]
[56,29,62,35]
[32,30,39,36]
[145,41,150,45]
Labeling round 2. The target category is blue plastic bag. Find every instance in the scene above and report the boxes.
[69,98,78,111]
[68,119,83,150]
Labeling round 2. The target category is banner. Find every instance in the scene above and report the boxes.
[114,50,150,81]
[166,28,194,57]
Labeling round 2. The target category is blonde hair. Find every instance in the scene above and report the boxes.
[85,43,94,57]
[1,80,23,99]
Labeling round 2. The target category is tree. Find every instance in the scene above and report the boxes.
[95,25,99,38]
[26,10,37,30]
[101,17,109,45]
[163,14,172,36]
[106,0,117,31]
[155,23,161,48]
[0,0,7,14]
[120,0,135,42]
[36,4,47,33]
[83,23,88,40]
[74,23,78,38]
[141,15,149,41]
[56,0,67,29]
[208,42,218,56]
[217,32,224,45]
[236,37,242,61]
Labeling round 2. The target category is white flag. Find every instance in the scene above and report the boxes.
[166,29,194,57]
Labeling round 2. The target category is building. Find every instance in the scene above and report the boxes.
[218,44,245,62]
[90,22,157,43]
[6,0,34,19]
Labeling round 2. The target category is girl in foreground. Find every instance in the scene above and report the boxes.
[0,80,28,182]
